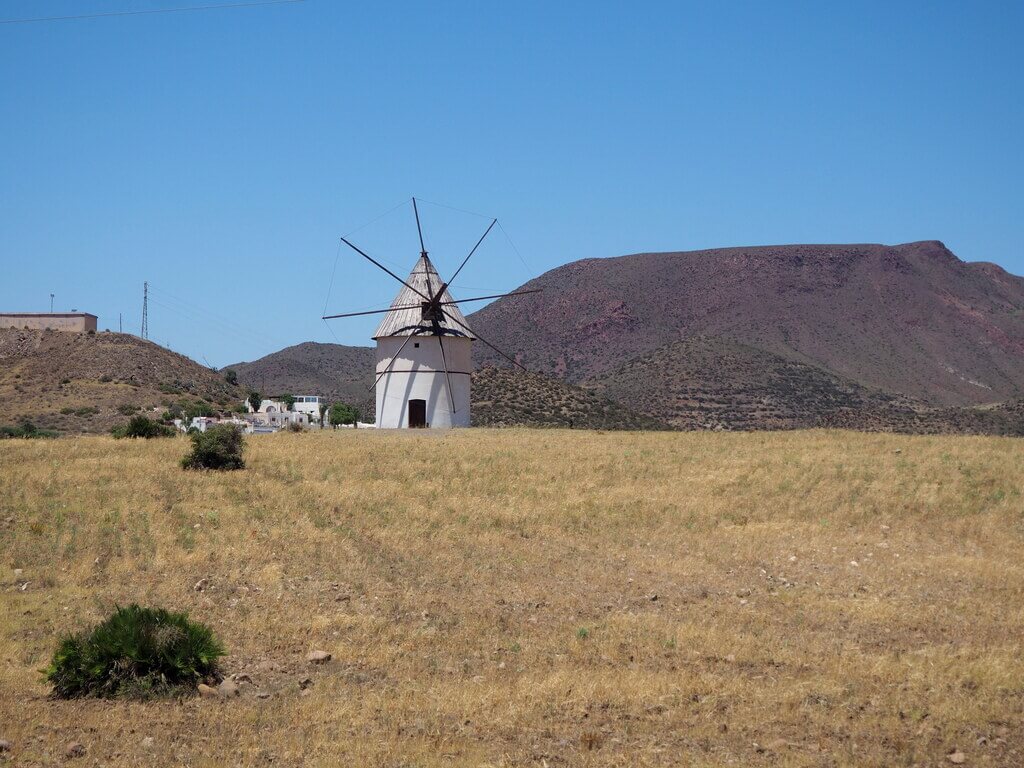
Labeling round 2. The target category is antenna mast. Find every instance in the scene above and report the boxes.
[141,281,149,340]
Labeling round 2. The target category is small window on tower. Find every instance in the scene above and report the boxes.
[414,342,420,348]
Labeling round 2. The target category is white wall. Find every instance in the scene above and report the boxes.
[375,335,472,428]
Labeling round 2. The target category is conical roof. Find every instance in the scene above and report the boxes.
[372,254,475,339]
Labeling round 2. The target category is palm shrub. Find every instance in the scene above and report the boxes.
[46,604,225,699]
[181,424,245,470]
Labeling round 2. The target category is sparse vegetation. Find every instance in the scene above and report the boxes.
[224,369,238,386]
[1,430,1023,765]
[180,424,245,470]
[45,605,224,699]
[182,401,216,420]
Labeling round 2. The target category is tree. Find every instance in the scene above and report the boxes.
[281,394,296,411]
[329,402,358,426]
[247,391,261,412]
[224,369,238,386]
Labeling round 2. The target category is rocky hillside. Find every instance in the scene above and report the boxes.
[471,367,669,430]
[224,342,375,417]
[586,335,908,430]
[587,335,1024,435]
[0,329,244,434]
[468,241,1024,406]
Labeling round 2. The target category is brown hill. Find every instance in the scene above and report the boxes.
[471,366,669,430]
[0,329,243,434]
[467,241,1024,406]
[224,342,375,417]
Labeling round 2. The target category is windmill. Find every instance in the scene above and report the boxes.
[323,199,538,428]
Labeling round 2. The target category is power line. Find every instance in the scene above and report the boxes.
[0,0,303,25]
[141,281,149,340]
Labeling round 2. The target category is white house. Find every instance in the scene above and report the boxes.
[373,255,473,428]
[290,396,324,419]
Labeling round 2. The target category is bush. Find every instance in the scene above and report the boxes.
[0,422,58,439]
[46,605,224,699]
[117,404,139,416]
[112,416,176,439]
[224,369,238,386]
[181,424,245,470]
[287,421,304,433]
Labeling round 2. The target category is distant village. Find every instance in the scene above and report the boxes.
[182,395,374,435]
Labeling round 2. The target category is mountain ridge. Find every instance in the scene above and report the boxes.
[466,240,1024,405]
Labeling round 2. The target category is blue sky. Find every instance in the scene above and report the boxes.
[2,1,1021,365]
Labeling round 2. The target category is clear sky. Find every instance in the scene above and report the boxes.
[2,1,1022,366]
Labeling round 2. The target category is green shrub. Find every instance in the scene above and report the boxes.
[60,407,76,415]
[0,422,58,439]
[112,416,176,439]
[181,424,245,471]
[117,404,139,416]
[46,604,224,699]
[224,369,238,386]
[74,406,99,417]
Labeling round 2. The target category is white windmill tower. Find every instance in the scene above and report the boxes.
[323,199,538,428]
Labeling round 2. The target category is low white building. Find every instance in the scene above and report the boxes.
[291,396,325,419]
[249,396,325,424]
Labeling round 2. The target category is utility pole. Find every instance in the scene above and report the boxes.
[50,293,54,313]
[119,313,123,333]
[141,282,149,340]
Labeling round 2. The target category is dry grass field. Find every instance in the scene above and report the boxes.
[1,429,1023,767]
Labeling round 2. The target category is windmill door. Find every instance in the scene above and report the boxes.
[408,399,427,428]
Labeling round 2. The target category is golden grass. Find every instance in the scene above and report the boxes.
[1,429,1023,766]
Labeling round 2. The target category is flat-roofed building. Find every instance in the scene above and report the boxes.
[0,313,98,332]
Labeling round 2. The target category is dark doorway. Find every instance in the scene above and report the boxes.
[408,399,427,428]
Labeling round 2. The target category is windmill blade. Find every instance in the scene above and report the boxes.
[322,290,540,321]
[370,331,417,391]
[441,288,541,305]
[440,308,527,371]
[340,236,431,303]
[447,218,497,286]
[412,197,428,256]
[437,335,457,414]
[322,303,423,320]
